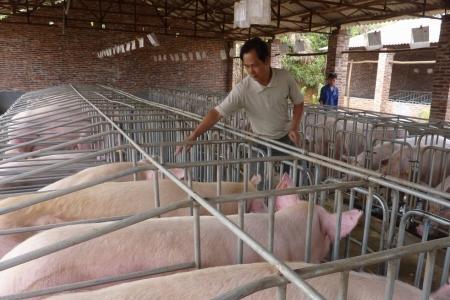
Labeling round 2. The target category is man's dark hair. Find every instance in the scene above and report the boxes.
[327,72,337,79]
[240,37,270,62]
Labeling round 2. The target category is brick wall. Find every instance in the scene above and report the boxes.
[326,27,349,103]
[347,48,435,99]
[430,15,450,121]
[270,39,282,69]
[390,49,435,95]
[348,52,378,99]
[0,23,233,94]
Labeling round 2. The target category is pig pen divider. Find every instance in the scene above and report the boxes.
[106,86,450,291]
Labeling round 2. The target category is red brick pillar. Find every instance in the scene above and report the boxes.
[430,15,450,121]
[270,39,282,69]
[326,27,349,105]
[374,52,395,112]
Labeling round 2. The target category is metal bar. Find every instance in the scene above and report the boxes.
[276,284,287,300]
[337,271,349,300]
[108,86,450,202]
[361,185,374,256]
[384,259,397,300]
[441,246,450,287]
[332,189,343,261]
[268,195,275,253]
[421,250,436,300]
[305,192,314,263]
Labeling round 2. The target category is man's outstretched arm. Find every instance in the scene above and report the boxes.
[175,108,222,155]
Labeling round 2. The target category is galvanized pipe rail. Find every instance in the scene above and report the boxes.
[106,85,450,203]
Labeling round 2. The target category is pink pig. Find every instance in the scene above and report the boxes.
[5,105,92,154]
[0,171,266,258]
[44,262,449,300]
[0,202,362,296]
[39,162,186,191]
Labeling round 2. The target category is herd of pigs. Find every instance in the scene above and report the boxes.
[0,162,447,300]
[0,99,449,299]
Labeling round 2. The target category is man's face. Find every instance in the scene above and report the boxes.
[328,78,336,86]
[243,49,270,84]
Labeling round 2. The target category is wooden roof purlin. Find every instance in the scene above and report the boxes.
[0,0,448,40]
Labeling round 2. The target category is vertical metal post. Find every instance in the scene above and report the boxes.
[387,190,399,249]
[337,271,349,300]
[345,189,356,258]
[333,189,343,261]
[305,192,315,262]
[314,166,321,205]
[414,219,430,287]
[153,171,160,216]
[441,243,450,287]
[362,186,374,256]
[132,149,138,181]
[268,195,275,253]
[385,259,397,300]
[188,167,201,269]
[421,250,436,300]
[216,164,222,211]
[276,284,287,300]
[237,163,248,264]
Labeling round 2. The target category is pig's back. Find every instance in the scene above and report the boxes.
[43,262,423,300]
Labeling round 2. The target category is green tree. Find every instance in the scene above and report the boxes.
[278,33,328,103]
[348,24,383,37]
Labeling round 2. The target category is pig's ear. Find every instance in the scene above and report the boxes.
[250,174,262,187]
[318,207,362,242]
[432,280,450,300]
[275,173,293,190]
[274,173,300,211]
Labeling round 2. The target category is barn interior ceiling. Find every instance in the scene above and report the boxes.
[0,0,448,40]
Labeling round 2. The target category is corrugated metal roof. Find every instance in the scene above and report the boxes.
[349,17,442,48]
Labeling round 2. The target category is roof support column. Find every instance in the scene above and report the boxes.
[374,52,394,112]
[270,39,282,69]
[326,26,349,105]
[226,41,234,91]
[430,15,450,121]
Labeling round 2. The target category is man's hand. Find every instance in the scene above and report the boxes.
[175,134,196,156]
[287,129,300,147]
[288,103,303,147]
[175,109,222,156]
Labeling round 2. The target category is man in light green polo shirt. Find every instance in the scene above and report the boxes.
[176,37,304,155]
